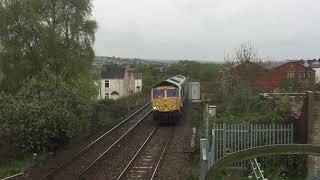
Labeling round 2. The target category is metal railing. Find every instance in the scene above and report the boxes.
[200,123,294,180]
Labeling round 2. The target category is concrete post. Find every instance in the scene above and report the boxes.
[307,91,320,178]
[200,139,208,180]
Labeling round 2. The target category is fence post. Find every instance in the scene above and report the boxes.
[223,123,226,157]
[211,128,216,167]
[204,103,209,139]
[200,139,208,180]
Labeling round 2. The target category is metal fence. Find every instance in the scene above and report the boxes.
[200,123,294,179]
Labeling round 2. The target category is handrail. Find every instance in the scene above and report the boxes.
[206,144,320,179]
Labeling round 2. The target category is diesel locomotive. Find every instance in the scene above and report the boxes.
[151,75,188,123]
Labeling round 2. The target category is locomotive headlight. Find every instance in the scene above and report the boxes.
[153,107,157,110]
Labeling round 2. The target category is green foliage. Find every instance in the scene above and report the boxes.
[166,61,221,88]
[282,77,315,92]
[210,44,302,176]
[190,103,204,180]
[0,0,97,157]
[0,0,97,92]
[214,83,290,123]
[91,93,148,131]
[261,155,306,178]
[0,71,92,152]
[0,153,48,178]
[134,63,166,88]
[134,60,221,93]
[0,158,34,178]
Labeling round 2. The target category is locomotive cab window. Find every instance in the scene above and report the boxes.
[153,89,165,99]
[167,89,178,98]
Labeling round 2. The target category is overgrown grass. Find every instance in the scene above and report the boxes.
[190,102,204,179]
[69,93,148,146]
[90,93,148,131]
[0,153,48,178]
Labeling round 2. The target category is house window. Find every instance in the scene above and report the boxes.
[105,80,109,88]
[105,93,109,99]
[286,72,295,79]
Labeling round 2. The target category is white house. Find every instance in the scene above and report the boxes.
[314,68,320,83]
[97,67,142,100]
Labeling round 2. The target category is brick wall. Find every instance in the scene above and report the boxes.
[307,92,320,177]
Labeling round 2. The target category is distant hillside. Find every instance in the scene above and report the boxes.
[94,56,222,65]
[95,56,173,66]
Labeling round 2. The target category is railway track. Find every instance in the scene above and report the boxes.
[40,102,152,180]
[116,126,174,180]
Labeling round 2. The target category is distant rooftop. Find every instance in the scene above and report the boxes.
[100,67,142,79]
[101,67,126,79]
[265,61,287,70]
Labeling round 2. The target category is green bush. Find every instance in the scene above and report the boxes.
[91,93,148,130]
[0,72,92,153]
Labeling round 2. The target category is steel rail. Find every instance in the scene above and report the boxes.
[41,102,150,180]
[0,173,23,180]
[77,110,152,178]
[150,133,171,180]
[116,127,158,180]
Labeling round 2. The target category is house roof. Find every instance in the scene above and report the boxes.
[265,62,287,70]
[256,61,315,72]
[101,67,126,79]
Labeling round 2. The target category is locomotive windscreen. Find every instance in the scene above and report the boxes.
[167,89,178,98]
[153,89,165,99]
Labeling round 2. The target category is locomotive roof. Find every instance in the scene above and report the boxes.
[153,75,187,89]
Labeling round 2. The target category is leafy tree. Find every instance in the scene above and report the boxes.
[166,60,221,91]
[0,0,97,155]
[282,76,315,92]
[0,0,97,93]
[134,63,166,88]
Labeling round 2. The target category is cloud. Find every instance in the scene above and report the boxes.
[92,0,320,61]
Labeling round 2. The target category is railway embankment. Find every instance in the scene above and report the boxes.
[1,94,148,179]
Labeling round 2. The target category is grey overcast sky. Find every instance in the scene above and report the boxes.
[92,0,320,61]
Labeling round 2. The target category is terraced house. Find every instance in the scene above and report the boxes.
[236,61,316,91]
[97,67,142,100]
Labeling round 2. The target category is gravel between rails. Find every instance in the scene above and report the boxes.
[118,126,173,180]
[153,102,194,180]
[80,115,156,180]
[18,103,151,180]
